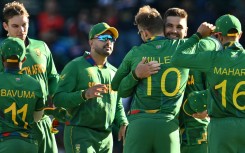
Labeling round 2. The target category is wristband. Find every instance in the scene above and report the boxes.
[81,90,87,101]
[195,32,202,39]
[132,70,140,81]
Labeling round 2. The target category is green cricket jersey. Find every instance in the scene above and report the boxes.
[180,36,222,146]
[111,37,189,120]
[53,51,128,131]
[172,33,245,118]
[0,37,59,153]
[0,38,59,99]
[0,70,44,139]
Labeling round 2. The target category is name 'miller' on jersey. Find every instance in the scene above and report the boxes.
[214,67,245,76]
[144,56,172,65]
[20,64,46,75]
[0,89,36,99]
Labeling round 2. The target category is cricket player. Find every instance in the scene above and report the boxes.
[163,7,222,153]
[53,22,128,153]
[0,37,44,153]
[111,5,190,153]
[172,14,245,153]
[1,2,59,153]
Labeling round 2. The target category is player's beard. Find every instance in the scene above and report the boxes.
[96,45,113,57]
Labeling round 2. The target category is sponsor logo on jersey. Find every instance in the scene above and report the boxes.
[34,48,41,56]
[21,64,46,75]
[231,52,238,58]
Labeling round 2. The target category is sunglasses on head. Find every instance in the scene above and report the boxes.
[95,35,116,42]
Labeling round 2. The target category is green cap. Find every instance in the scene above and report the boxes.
[215,14,242,36]
[0,37,26,62]
[89,22,119,39]
[183,90,208,116]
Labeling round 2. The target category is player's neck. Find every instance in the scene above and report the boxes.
[90,52,107,65]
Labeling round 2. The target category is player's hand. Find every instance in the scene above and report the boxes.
[84,84,108,99]
[118,124,127,145]
[135,57,160,79]
[197,22,215,38]
[192,110,209,119]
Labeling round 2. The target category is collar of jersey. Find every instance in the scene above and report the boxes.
[146,36,166,43]
[223,41,244,50]
[4,68,22,74]
[84,51,108,68]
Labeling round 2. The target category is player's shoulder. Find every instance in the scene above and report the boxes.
[63,56,85,70]
[198,36,222,51]
[28,38,46,45]
[23,74,40,83]
[27,38,51,53]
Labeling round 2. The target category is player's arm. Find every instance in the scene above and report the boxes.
[111,50,134,91]
[113,96,128,143]
[34,84,45,122]
[113,96,128,127]
[53,62,86,108]
[171,23,215,71]
[196,36,222,52]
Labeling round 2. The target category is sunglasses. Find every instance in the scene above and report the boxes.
[95,35,116,42]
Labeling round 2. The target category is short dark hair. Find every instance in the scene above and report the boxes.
[163,7,188,23]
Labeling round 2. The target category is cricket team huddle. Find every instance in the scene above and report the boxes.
[0,1,244,153]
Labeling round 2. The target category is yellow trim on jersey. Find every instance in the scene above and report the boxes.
[145,109,159,113]
[6,59,18,62]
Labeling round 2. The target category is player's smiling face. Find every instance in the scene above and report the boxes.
[3,15,29,41]
[164,16,187,39]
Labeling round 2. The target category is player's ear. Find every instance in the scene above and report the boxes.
[3,22,8,31]
[89,39,93,46]
[238,32,242,39]
[184,27,188,37]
